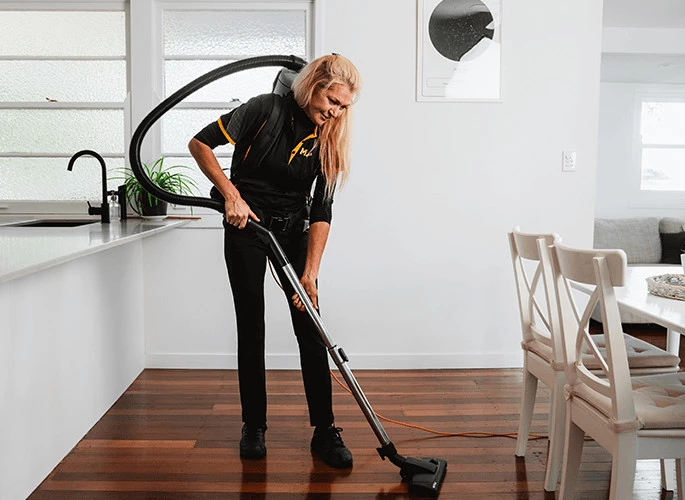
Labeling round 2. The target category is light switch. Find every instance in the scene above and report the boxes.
[562,151,576,172]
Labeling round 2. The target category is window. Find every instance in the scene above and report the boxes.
[0,1,314,214]
[639,99,685,191]
[0,7,127,205]
[632,91,685,208]
[159,5,312,201]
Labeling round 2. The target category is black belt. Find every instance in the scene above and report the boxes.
[261,210,308,233]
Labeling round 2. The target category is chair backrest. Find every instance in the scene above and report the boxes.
[508,228,562,364]
[548,239,636,424]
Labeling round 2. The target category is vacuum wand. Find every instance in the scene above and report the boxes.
[246,219,448,497]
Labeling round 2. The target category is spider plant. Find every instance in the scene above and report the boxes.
[110,157,199,216]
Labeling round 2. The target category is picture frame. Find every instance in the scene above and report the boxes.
[416,0,503,102]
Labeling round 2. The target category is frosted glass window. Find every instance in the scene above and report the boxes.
[162,109,237,155]
[0,110,124,154]
[0,12,125,57]
[0,157,125,200]
[162,156,215,200]
[165,61,279,101]
[641,102,685,145]
[161,5,310,210]
[164,11,305,56]
[0,61,126,102]
[1,9,126,203]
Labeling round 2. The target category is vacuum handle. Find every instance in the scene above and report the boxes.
[245,218,270,237]
[245,218,290,268]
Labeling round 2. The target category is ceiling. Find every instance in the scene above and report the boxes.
[601,0,685,83]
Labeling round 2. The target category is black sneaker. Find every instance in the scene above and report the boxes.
[240,423,267,460]
[311,426,353,469]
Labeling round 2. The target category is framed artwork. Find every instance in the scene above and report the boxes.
[416,0,502,102]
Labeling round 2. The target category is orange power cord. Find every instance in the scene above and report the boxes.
[267,259,548,441]
[329,370,547,441]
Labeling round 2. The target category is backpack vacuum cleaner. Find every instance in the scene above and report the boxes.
[129,55,448,498]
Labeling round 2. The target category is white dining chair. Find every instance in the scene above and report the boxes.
[509,228,680,492]
[509,229,565,492]
[549,240,685,500]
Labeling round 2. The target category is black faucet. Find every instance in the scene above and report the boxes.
[67,149,110,223]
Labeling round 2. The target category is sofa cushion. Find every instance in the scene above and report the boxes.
[659,217,685,234]
[660,231,685,264]
[594,217,661,264]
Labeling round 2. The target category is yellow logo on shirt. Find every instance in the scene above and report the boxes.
[299,148,313,158]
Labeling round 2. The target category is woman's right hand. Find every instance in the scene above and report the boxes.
[224,197,260,229]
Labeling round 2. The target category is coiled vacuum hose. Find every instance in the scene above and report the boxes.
[128,54,307,211]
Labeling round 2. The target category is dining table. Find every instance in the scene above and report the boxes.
[570,264,685,355]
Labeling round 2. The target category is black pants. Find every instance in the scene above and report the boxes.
[223,223,334,428]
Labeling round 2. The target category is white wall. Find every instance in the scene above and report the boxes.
[595,82,638,218]
[0,243,145,500]
[603,27,685,53]
[145,0,604,369]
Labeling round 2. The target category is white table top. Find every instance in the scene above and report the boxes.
[0,218,189,284]
[571,264,685,333]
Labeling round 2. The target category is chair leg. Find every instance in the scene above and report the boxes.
[515,366,538,457]
[609,434,637,500]
[544,374,566,492]
[676,459,685,500]
[559,411,584,500]
[667,328,681,355]
[661,458,675,492]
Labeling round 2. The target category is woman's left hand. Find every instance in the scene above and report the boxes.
[292,275,318,312]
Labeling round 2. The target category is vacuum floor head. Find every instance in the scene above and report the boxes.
[400,456,448,497]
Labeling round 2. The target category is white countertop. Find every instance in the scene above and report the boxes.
[0,217,190,284]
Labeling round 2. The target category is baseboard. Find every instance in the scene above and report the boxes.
[145,352,523,369]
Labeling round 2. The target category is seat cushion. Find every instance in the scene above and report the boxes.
[581,334,678,370]
[632,373,685,429]
[523,333,679,371]
[574,372,685,430]
[607,334,679,370]
[524,336,553,363]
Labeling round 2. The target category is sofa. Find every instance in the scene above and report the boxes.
[592,216,685,323]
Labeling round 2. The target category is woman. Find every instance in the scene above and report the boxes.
[188,54,361,468]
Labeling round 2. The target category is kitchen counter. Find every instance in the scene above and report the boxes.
[0,217,189,283]
[0,215,195,500]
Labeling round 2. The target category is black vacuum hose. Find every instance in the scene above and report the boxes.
[128,55,307,213]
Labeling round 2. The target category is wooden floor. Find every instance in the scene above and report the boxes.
[29,324,679,499]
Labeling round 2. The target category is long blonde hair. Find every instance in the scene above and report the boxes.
[292,54,362,198]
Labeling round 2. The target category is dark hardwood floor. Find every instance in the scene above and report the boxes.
[28,323,678,499]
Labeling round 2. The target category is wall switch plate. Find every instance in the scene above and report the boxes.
[562,151,576,172]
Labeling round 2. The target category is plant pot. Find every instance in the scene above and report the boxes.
[140,193,168,219]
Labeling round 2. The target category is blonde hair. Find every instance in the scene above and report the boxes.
[292,54,362,198]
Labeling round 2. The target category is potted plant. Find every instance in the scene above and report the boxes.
[110,157,199,218]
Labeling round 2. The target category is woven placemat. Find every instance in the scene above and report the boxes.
[646,274,685,301]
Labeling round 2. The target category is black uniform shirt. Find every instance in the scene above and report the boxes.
[194,93,333,224]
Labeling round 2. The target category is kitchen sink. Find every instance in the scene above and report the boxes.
[12,219,98,227]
